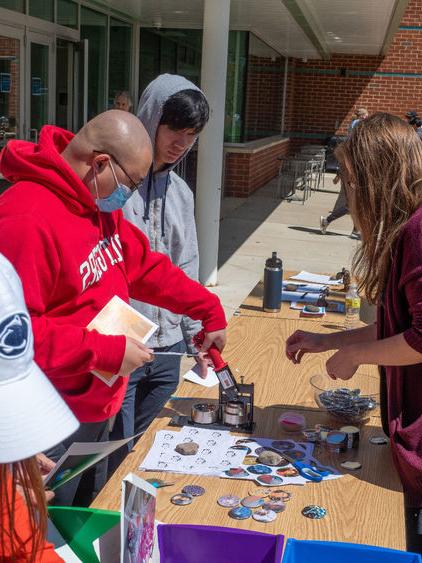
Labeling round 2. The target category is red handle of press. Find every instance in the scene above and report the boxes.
[193,330,228,371]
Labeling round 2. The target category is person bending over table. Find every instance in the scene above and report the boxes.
[286,113,422,555]
[0,110,226,507]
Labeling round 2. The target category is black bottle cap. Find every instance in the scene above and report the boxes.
[265,251,282,268]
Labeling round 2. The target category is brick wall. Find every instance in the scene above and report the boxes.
[286,0,422,143]
[244,54,284,139]
[224,139,290,197]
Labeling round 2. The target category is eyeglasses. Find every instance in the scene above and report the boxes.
[93,150,143,192]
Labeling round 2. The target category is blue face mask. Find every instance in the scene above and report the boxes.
[95,160,133,213]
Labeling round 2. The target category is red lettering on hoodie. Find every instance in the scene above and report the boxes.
[0,126,226,422]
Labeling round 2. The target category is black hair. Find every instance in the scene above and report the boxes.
[159,89,209,134]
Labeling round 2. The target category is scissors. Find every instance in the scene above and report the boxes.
[281,453,331,483]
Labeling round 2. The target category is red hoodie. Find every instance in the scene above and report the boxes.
[0,126,226,423]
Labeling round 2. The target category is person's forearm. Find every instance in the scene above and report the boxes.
[324,323,377,350]
[348,332,422,366]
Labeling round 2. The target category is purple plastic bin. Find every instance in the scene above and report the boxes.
[157,524,284,563]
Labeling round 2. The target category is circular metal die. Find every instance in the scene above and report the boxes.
[191,403,219,424]
[217,495,240,508]
[252,508,277,523]
[223,400,247,426]
[228,506,252,520]
[326,431,348,453]
[182,485,205,497]
[340,425,360,449]
[171,493,193,506]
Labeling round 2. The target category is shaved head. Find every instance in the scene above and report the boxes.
[69,110,152,165]
[62,110,153,199]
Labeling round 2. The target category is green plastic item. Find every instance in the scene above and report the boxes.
[48,506,120,563]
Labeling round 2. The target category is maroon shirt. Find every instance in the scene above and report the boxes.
[378,205,422,506]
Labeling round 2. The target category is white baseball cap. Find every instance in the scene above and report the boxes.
[0,253,79,463]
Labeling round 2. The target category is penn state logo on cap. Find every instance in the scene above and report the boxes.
[0,313,30,359]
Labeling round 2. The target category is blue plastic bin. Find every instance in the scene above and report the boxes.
[157,524,284,563]
[282,538,421,563]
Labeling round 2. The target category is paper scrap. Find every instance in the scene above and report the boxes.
[183,364,219,387]
[289,271,343,286]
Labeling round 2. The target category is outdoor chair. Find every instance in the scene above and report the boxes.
[275,157,313,203]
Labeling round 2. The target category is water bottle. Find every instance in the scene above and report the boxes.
[263,252,283,312]
[345,283,361,330]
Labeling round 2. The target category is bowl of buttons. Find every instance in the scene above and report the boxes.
[310,373,379,423]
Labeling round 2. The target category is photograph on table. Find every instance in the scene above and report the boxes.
[122,473,157,563]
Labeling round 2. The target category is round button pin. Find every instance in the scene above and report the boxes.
[248,487,272,497]
[271,440,295,451]
[341,461,362,470]
[225,467,249,478]
[241,495,265,508]
[182,485,205,497]
[263,500,286,513]
[269,490,292,502]
[256,475,284,486]
[252,508,277,523]
[370,436,389,445]
[171,493,193,506]
[228,506,252,520]
[302,505,327,519]
[247,464,272,475]
[217,495,240,508]
[276,467,299,478]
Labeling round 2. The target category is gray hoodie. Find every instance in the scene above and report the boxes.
[123,74,202,352]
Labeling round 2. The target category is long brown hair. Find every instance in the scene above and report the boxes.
[335,113,422,303]
[0,458,48,562]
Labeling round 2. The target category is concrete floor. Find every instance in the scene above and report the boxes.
[209,173,358,317]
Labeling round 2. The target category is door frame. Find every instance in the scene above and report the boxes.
[25,30,54,141]
[0,22,25,140]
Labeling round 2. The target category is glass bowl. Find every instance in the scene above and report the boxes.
[310,373,379,423]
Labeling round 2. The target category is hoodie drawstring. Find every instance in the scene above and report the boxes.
[161,172,170,238]
[143,165,154,222]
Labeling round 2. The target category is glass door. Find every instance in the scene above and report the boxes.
[0,25,24,149]
[26,32,53,142]
[56,38,73,130]
[73,39,88,131]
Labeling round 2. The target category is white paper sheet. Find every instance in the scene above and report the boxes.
[289,271,343,286]
[183,364,219,387]
[139,427,245,476]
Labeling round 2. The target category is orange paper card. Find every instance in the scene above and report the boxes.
[87,295,158,386]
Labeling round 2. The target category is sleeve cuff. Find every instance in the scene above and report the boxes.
[90,332,127,374]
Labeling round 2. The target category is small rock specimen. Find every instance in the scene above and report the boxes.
[175,442,199,455]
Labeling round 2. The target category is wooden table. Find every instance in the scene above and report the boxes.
[236,272,347,326]
[92,298,405,549]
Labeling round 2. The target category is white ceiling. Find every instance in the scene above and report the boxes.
[301,0,397,55]
[101,0,403,59]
